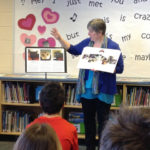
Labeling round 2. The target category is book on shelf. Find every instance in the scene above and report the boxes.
[4,82,38,104]
[111,86,123,107]
[35,86,43,102]
[132,88,136,106]
[127,87,150,106]
[144,91,149,106]
[66,85,72,104]
[69,112,84,118]
[4,82,12,102]
[65,84,79,105]
[138,89,144,105]
[23,83,28,103]
[111,93,122,107]
[2,109,38,132]
[147,94,149,106]
[68,112,85,134]
[70,87,75,105]
[2,111,6,132]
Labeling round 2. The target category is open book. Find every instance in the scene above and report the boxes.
[77,47,121,73]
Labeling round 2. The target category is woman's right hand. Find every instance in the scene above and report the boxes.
[50,28,71,50]
[51,28,61,41]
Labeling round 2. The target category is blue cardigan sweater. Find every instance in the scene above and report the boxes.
[68,38,124,95]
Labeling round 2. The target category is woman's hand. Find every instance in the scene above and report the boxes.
[51,28,62,41]
[50,28,71,50]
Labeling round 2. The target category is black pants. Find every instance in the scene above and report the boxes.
[81,98,111,150]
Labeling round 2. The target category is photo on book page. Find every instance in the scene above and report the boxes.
[77,47,121,73]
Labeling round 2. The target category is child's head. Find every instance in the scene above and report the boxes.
[13,123,62,150]
[100,106,150,150]
[40,82,65,115]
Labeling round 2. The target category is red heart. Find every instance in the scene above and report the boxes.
[18,14,36,30]
[38,37,56,47]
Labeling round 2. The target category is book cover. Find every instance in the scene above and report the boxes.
[35,86,43,102]
[69,112,84,118]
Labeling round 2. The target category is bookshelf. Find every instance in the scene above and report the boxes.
[0,74,150,139]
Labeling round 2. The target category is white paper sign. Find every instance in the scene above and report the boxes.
[77,47,121,73]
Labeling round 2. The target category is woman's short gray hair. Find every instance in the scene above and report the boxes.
[87,18,106,35]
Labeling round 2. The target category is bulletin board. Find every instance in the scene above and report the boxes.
[14,0,150,78]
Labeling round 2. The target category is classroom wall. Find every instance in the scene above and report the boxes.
[0,0,13,73]
[13,1,150,78]
[1,1,150,78]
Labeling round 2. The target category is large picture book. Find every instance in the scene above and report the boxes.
[77,47,121,73]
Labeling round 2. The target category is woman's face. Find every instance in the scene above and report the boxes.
[88,27,101,41]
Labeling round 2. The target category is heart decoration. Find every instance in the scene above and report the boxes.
[42,8,59,24]
[38,37,56,47]
[20,33,37,46]
[18,14,36,30]
[38,25,46,34]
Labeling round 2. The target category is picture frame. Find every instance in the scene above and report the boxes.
[25,47,67,73]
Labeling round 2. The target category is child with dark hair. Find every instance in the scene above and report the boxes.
[27,82,78,150]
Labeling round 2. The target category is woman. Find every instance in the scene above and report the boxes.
[13,123,62,150]
[51,18,124,150]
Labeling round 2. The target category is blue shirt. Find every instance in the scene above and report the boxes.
[81,70,114,104]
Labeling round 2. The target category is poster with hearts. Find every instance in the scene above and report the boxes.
[14,0,61,74]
